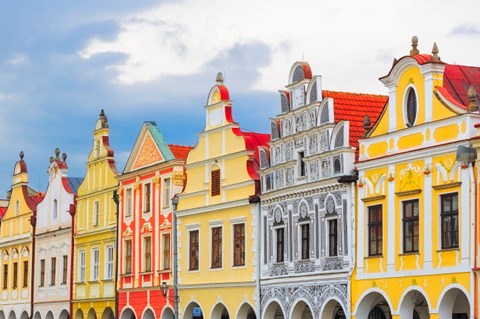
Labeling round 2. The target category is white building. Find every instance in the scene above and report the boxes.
[259,61,387,319]
[33,149,82,319]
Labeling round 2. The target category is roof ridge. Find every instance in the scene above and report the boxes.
[323,89,388,98]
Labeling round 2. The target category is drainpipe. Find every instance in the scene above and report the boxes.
[172,195,179,319]
[69,203,77,319]
[30,210,37,319]
[113,190,120,319]
[249,194,261,319]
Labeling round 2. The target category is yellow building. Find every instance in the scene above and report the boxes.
[0,152,43,319]
[176,73,269,319]
[73,110,119,319]
[352,37,480,319]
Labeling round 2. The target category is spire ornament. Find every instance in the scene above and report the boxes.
[431,42,441,62]
[410,36,419,56]
[467,85,478,112]
[216,72,224,84]
[19,151,24,160]
[55,148,60,158]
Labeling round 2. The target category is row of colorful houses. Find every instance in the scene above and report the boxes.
[0,37,479,319]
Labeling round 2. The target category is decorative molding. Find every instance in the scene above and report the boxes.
[172,172,185,186]
[395,189,422,197]
[361,195,386,203]
[432,181,462,190]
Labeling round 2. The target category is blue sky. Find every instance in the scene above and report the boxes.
[0,0,479,194]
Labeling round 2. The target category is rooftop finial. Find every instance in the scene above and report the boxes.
[49,156,54,163]
[363,115,371,138]
[100,109,105,117]
[467,85,478,112]
[410,36,419,56]
[431,42,441,62]
[55,148,60,158]
[216,72,224,84]
[19,151,24,160]
[62,153,67,162]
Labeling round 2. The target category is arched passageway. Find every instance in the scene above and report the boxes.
[161,308,174,319]
[291,300,313,319]
[263,301,285,319]
[101,308,114,319]
[211,303,229,319]
[142,309,155,319]
[321,299,347,319]
[438,287,470,319]
[236,303,256,319]
[183,302,204,319]
[120,309,136,319]
[75,309,84,319]
[355,291,392,319]
[59,310,70,319]
[399,290,430,319]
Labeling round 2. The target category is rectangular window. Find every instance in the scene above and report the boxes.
[211,227,222,268]
[40,259,45,287]
[328,219,338,256]
[233,224,245,266]
[50,257,56,285]
[92,248,99,280]
[79,250,86,282]
[403,199,420,253]
[163,234,171,270]
[189,230,199,270]
[106,246,114,279]
[125,240,132,274]
[144,237,152,272]
[93,201,99,226]
[441,193,459,249]
[144,183,151,213]
[276,228,285,262]
[368,205,383,256]
[301,224,310,260]
[211,169,220,196]
[23,261,28,287]
[163,178,171,208]
[298,151,305,177]
[62,255,68,284]
[3,264,7,289]
[125,188,132,217]
[13,262,18,288]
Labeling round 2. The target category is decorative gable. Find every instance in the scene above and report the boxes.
[132,133,164,170]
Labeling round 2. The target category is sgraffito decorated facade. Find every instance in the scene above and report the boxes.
[117,121,190,319]
[353,37,480,319]
[259,62,386,319]
[176,73,269,319]
[73,111,119,319]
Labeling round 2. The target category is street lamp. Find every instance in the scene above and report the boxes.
[160,281,169,298]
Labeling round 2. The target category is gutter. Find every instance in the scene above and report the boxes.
[172,195,179,319]
[29,210,37,319]
[69,203,77,319]
[249,194,261,319]
[113,190,120,319]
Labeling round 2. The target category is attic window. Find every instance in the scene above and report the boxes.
[211,169,221,196]
[406,88,417,127]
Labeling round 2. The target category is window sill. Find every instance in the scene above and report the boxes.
[120,273,133,277]
[139,271,153,275]
[157,269,171,274]
[232,264,246,269]
[188,269,199,272]
[103,278,114,282]
[88,280,100,283]
[74,281,86,285]
[399,252,419,256]
[210,266,223,271]
[436,247,459,252]
[364,255,383,259]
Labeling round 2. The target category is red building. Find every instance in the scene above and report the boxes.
[117,121,190,319]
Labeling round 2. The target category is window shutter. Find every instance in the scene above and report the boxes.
[211,169,221,196]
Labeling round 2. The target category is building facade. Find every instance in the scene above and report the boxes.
[73,111,119,319]
[176,73,269,319]
[33,149,82,319]
[117,121,190,319]
[352,38,480,319]
[259,61,386,319]
[0,153,43,319]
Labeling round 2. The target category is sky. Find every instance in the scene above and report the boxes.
[0,0,479,195]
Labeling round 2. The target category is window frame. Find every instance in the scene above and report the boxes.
[143,182,152,213]
[125,188,133,218]
[91,248,99,281]
[275,227,285,263]
[327,218,338,257]
[62,255,68,284]
[161,233,171,271]
[93,200,100,227]
[2,264,7,289]
[233,223,245,267]
[299,222,310,260]
[143,236,152,272]
[368,205,383,256]
[79,250,86,282]
[402,199,420,253]
[124,239,132,275]
[404,86,418,127]
[440,193,459,249]
[189,230,199,271]
[211,169,221,197]
[40,259,45,287]
[23,260,28,288]
[211,226,223,269]
[163,178,171,209]
[50,257,56,286]
[13,262,18,288]
[105,245,114,280]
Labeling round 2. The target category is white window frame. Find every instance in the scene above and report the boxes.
[125,188,133,218]
[93,201,99,227]
[142,235,152,272]
[160,232,171,271]
[79,250,86,282]
[91,248,99,281]
[326,217,339,257]
[105,245,114,280]
[124,238,132,275]
[143,182,152,213]
[163,178,171,209]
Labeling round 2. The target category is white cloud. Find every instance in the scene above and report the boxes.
[80,0,480,93]
[6,54,29,66]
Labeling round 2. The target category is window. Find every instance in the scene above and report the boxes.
[163,234,171,270]
[301,224,310,260]
[143,183,151,213]
[53,199,58,219]
[441,193,459,249]
[15,200,19,215]
[298,151,306,177]
[106,246,114,279]
[328,219,338,256]
[211,227,222,268]
[403,199,419,253]
[163,178,171,208]
[189,230,199,270]
[93,201,99,226]
[23,261,28,287]
[276,228,285,263]
[91,249,99,280]
[233,224,245,266]
[50,257,56,285]
[125,188,132,217]
[406,88,417,127]
[211,169,220,196]
[62,256,68,284]
[13,262,18,288]
[3,264,7,289]
[368,205,383,256]
[79,250,86,282]
[144,237,152,272]
[125,240,132,274]
[40,259,45,287]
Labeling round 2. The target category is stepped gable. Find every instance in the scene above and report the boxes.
[323,90,387,150]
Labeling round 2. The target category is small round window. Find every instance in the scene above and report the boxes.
[406,88,417,127]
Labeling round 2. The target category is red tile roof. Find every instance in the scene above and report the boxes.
[232,129,270,180]
[169,144,193,161]
[323,90,388,152]
[412,54,434,65]
[441,64,480,108]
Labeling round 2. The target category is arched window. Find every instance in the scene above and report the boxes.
[53,199,58,219]
[260,150,269,169]
[406,88,417,127]
[292,65,305,83]
[334,126,344,149]
[320,103,329,124]
[280,94,290,113]
[309,80,317,104]
[270,122,279,140]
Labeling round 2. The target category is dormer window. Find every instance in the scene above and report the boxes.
[406,88,417,127]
